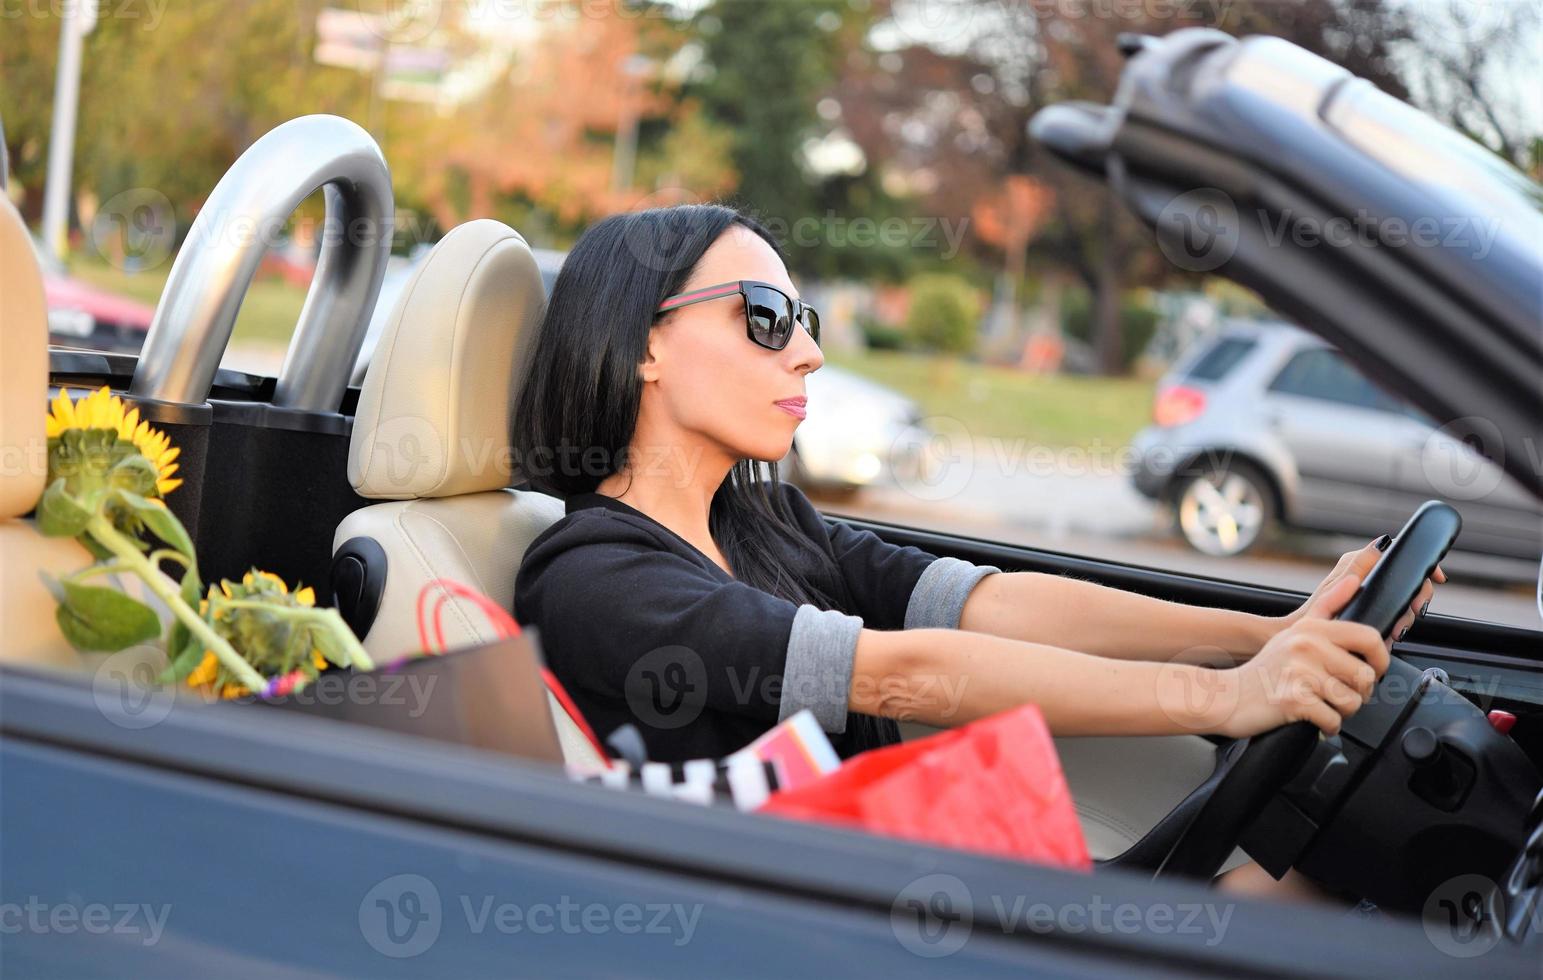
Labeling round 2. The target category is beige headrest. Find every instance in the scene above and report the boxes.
[349,220,545,499]
[0,196,49,520]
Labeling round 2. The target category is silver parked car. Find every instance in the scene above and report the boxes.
[1131,320,1543,558]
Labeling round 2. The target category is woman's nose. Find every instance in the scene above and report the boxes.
[787,322,823,373]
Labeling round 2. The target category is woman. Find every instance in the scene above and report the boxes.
[512,205,1441,897]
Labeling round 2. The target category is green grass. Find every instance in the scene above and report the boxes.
[68,253,307,348]
[825,348,1155,448]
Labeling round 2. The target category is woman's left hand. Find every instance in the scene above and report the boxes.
[1281,535,1446,649]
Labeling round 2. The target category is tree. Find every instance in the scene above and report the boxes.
[3,1,372,230]
[681,0,928,277]
[1395,0,1541,168]
[837,0,1423,374]
[389,5,736,236]
[907,272,980,355]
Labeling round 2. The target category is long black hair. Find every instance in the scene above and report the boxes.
[512,204,842,609]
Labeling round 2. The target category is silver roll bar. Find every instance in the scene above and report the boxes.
[129,115,393,412]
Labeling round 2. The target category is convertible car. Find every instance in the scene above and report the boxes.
[1,30,1539,976]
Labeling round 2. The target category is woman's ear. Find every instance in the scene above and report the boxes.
[639,326,662,383]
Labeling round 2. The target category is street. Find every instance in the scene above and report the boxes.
[815,450,1541,631]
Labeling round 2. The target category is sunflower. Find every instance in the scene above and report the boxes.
[45,385,182,496]
[185,570,326,699]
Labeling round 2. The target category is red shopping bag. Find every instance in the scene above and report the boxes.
[759,704,1091,871]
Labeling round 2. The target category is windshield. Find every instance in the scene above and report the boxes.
[1323,78,1543,256]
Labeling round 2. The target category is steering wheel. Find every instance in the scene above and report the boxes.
[1150,501,1461,882]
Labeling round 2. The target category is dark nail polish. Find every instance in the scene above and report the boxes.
[1396,625,1409,642]
[1419,599,1430,617]
[1374,534,1391,551]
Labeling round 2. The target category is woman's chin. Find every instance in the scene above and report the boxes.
[742,442,795,466]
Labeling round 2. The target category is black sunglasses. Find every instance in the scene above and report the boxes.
[655,279,821,351]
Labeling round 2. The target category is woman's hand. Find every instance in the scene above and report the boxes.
[1280,535,1445,648]
[1220,575,1390,738]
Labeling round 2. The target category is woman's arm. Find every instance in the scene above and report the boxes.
[957,571,1280,667]
[853,573,1390,739]
[954,537,1442,667]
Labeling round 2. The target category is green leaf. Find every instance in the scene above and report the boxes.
[36,479,93,538]
[108,453,158,497]
[80,535,114,562]
[164,564,204,672]
[111,489,194,560]
[311,618,353,669]
[53,580,161,652]
[159,631,207,684]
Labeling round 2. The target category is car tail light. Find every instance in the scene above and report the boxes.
[1153,385,1206,427]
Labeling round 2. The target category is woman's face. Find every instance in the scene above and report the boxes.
[638,225,823,464]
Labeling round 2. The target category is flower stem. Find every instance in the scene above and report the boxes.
[209,598,374,671]
[87,515,267,693]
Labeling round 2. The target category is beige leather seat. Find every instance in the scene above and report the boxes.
[333,219,605,770]
[0,194,98,669]
[1055,735,1250,872]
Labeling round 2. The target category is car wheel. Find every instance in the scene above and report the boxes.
[1173,462,1272,557]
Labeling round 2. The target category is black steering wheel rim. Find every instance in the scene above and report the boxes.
[1151,501,1462,882]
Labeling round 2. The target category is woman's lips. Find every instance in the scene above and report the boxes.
[775,397,807,420]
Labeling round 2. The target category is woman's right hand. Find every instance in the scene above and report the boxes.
[1218,575,1390,739]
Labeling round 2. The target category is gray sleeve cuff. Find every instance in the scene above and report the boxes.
[904,557,1001,630]
[779,604,864,734]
